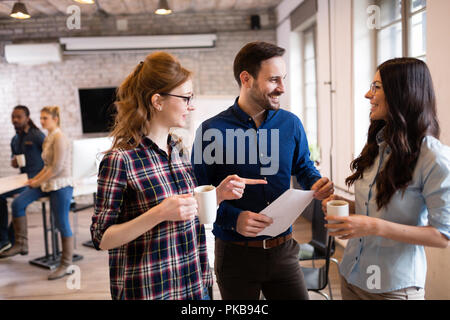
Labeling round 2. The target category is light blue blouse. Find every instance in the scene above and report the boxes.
[339,133,450,293]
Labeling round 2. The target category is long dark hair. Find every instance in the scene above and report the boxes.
[14,105,38,129]
[346,58,440,209]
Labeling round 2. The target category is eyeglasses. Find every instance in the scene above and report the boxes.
[369,81,383,94]
[160,93,194,106]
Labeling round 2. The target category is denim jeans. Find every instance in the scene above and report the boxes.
[202,287,211,300]
[12,186,74,237]
[0,187,26,243]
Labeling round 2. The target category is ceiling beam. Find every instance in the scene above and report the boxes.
[122,0,146,15]
[46,0,97,16]
[27,1,60,16]
[97,0,127,15]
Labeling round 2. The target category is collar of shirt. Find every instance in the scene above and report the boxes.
[376,126,391,154]
[230,97,278,128]
[141,133,189,164]
[375,126,385,145]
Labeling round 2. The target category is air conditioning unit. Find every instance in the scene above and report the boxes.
[4,43,62,65]
[59,34,217,53]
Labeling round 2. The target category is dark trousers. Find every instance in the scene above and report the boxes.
[214,237,309,300]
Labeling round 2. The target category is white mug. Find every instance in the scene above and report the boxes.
[15,154,26,168]
[326,200,349,232]
[194,185,217,225]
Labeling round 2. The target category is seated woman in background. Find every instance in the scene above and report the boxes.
[90,52,265,300]
[323,57,450,300]
[0,106,74,281]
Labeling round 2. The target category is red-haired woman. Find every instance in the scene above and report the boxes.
[91,52,265,300]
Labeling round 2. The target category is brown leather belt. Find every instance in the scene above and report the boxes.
[230,233,292,249]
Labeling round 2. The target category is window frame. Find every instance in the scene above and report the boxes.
[375,0,427,61]
[301,23,319,146]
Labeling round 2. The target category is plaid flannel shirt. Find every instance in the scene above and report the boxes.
[91,134,213,300]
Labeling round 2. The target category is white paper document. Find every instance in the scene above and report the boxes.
[258,189,315,237]
[0,174,28,195]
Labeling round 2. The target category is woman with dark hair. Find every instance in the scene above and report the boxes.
[90,52,266,300]
[322,58,450,300]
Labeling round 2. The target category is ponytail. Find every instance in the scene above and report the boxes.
[41,106,61,127]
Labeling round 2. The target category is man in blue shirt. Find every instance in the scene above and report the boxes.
[0,106,45,253]
[192,42,334,299]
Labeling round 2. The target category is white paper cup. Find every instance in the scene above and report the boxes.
[194,185,217,225]
[327,200,349,232]
[16,154,26,168]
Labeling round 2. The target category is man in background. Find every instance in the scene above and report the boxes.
[0,106,45,253]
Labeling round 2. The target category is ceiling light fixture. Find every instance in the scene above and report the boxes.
[155,0,172,15]
[74,0,95,4]
[10,1,31,19]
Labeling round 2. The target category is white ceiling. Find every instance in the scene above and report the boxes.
[0,0,282,18]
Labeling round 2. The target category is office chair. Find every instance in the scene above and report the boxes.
[298,199,338,299]
[298,199,338,264]
[300,235,335,300]
[291,177,336,260]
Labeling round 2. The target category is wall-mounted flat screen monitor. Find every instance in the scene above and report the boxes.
[78,87,117,133]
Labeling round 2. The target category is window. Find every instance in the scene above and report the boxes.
[409,0,427,59]
[289,23,319,161]
[376,0,427,64]
[302,25,318,147]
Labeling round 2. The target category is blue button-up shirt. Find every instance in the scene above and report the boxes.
[192,98,321,242]
[340,133,450,293]
[10,127,45,178]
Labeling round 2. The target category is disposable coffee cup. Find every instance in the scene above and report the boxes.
[326,200,349,232]
[16,154,26,168]
[194,185,217,225]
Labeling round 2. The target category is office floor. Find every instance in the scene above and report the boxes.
[0,206,344,300]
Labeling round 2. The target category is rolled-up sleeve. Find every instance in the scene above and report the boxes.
[90,151,127,250]
[422,144,450,239]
